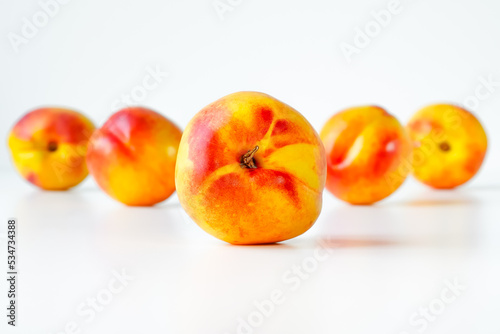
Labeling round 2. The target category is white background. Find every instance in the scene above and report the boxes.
[1,0,500,333]
[1,0,500,171]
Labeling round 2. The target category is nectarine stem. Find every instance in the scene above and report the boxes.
[439,142,451,152]
[240,146,259,169]
[47,141,58,152]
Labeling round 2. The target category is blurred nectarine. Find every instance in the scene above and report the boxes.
[86,107,182,206]
[406,104,487,189]
[8,107,95,190]
[320,106,412,204]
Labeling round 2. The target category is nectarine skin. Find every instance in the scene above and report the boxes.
[406,104,487,189]
[320,106,412,205]
[86,107,182,206]
[175,92,326,245]
[8,107,95,190]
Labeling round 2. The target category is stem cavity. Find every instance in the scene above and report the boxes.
[240,146,259,169]
[439,141,451,152]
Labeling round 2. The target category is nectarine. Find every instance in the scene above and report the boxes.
[8,107,95,190]
[406,104,487,189]
[320,106,412,204]
[175,92,326,245]
[86,107,182,206]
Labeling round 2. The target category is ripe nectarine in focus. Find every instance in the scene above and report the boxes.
[175,92,326,245]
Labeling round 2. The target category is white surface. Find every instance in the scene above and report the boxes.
[1,170,500,334]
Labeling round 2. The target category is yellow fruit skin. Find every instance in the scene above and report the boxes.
[407,104,487,189]
[8,107,95,190]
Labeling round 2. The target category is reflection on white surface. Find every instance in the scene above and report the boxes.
[1,171,499,334]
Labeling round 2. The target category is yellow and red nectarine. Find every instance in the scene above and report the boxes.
[175,91,326,245]
[320,106,412,204]
[406,104,487,189]
[86,107,182,206]
[8,107,95,190]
